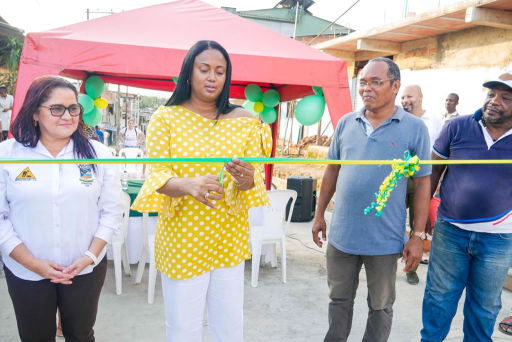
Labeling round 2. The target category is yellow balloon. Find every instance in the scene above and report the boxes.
[253,101,264,113]
[94,98,108,109]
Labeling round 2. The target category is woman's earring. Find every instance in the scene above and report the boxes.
[34,121,38,127]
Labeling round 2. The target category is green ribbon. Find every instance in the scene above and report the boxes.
[364,150,420,217]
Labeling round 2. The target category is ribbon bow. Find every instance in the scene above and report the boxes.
[364,150,420,217]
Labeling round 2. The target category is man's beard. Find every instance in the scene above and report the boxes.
[483,106,512,124]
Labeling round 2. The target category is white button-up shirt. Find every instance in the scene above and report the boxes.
[0,139,122,280]
[443,110,459,122]
[420,110,444,152]
[0,94,13,131]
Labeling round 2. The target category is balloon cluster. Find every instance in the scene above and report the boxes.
[364,151,420,217]
[243,84,280,124]
[295,86,326,126]
[78,76,107,126]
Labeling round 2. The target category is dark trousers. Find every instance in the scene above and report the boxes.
[4,257,107,342]
[1,130,8,141]
[405,178,415,233]
[325,243,401,342]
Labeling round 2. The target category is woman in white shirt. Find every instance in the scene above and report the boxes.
[0,76,122,341]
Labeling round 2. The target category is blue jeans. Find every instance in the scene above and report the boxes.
[421,219,512,341]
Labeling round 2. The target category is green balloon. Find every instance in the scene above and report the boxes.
[295,95,326,126]
[78,94,94,113]
[312,86,324,96]
[243,101,258,116]
[85,76,105,100]
[83,106,102,126]
[173,77,179,84]
[260,106,277,124]
[262,89,280,108]
[244,84,262,102]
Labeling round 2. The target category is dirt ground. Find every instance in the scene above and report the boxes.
[273,163,326,180]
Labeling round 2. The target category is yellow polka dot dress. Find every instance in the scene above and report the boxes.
[131,105,272,280]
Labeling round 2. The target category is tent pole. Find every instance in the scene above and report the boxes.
[281,117,289,155]
[125,86,128,128]
[316,118,322,145]
[293,2,299,39]
[265,104,280,191]
[116,84,120,145]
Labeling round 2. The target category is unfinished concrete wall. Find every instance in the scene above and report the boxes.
[395,26,512,71]
[394,26,512,117]
[435,26,512,69]
[395,37,437,70]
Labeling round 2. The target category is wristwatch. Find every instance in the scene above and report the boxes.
[84,251,100,266]
[412,231,426,241]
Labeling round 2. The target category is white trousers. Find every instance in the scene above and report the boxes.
[161,261,245,342]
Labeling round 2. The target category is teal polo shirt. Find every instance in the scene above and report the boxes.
[327,107,432,255]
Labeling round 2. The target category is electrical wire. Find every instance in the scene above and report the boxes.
[285,217,331,255]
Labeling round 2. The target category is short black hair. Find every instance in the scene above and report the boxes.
[0,86,7,92]
[165,40,238,120]
[448,93,459,102]
[368,57,401,82]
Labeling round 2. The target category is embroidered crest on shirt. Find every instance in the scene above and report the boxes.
[78,164,93,184]
[15,167,36,181]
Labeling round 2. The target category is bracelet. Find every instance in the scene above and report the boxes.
[232,179,247,187]
[84,251,99,266]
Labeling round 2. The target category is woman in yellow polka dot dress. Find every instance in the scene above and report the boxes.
[132,40,272,342]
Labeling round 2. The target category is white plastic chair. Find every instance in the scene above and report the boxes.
[134,213,158,304]
[249,190,297,288]
[106,191,132,295]
[119,148,143,178]
[108,147,117,157]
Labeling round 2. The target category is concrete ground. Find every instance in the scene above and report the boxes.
[1,211,512,341]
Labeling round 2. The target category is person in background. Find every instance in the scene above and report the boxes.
[443,93,460,122]
[313,58,431,342]
[100,125,110,146]
[131,40,272,342]
[118,119,144,148]
[0,86,14,141]
[499,307,512,336]
[401,84,443,285]
[82,122,100,142]
[0,76,122,341]
[421,72,512,341]
[95,125,104,143]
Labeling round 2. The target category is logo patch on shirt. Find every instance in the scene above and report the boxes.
[78,164,93,184]
[15,167,36,181]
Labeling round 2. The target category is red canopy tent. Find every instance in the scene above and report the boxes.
[13,0,352,188]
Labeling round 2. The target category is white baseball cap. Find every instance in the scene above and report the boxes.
[483,71,512,91]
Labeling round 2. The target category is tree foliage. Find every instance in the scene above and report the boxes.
[139,95,167,109]
[0,36,24,94]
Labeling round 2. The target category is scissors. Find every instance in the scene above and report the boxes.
[218,163,226,187]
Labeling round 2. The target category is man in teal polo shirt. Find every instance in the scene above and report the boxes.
[313,57,431,342]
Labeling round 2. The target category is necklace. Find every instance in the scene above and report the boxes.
[186,101,218,120]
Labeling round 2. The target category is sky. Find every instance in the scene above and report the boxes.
[3,0,462,36]
[2,0,462,96]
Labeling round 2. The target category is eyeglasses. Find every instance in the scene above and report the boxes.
[360,79,395,88]
[39,104,83,117]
